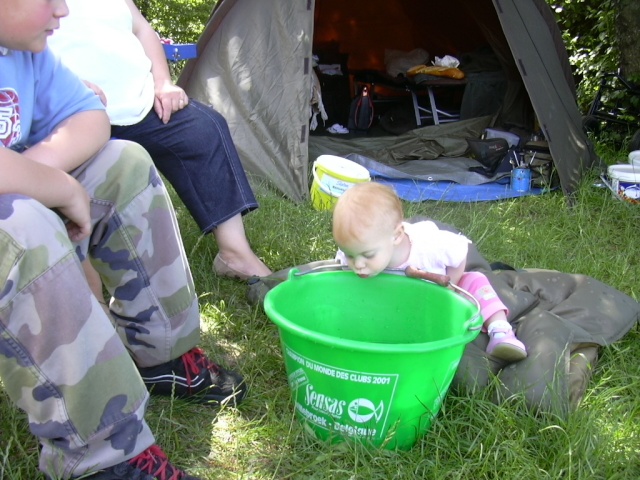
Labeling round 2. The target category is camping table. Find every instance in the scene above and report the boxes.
[352,70,467,126]
[409,74,468,126]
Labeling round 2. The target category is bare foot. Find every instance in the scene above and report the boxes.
[213,252,272,280]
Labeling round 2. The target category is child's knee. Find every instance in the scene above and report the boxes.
[90,140,163,202]
[458,271,490,292]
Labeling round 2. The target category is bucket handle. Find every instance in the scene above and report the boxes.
[312,163,335,196]
[449,284,483,332]
[289,263,346,278]
[402,266,482,332]
[600,173,624,201]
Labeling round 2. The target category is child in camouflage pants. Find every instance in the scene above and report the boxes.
[1,1,244,479]
[1,140,195,476]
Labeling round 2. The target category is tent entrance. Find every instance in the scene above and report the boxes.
[311,0,517,136]
[180,0,599,201]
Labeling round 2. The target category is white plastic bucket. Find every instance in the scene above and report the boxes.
[628,150,640,168]
[608,164,640,204]
[310,155,370,211]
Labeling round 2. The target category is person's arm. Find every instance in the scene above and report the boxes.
[125,0,188,124]
[446,258,466,287]
[21,109,110,172]
[0,148,92,242]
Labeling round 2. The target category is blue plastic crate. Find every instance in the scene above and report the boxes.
[162,43,197,62]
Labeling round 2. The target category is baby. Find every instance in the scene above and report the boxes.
[332,182,526,362]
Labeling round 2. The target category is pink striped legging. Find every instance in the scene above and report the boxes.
[457,271,509,328]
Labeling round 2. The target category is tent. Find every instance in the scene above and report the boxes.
[178,0,599,202]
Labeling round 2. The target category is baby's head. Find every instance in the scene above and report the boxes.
[332,182,404,277]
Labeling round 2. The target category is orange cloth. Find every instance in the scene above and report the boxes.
[406,64,465,80]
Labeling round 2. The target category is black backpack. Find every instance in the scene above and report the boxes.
[466,137,511,177]
[348,86,374,132]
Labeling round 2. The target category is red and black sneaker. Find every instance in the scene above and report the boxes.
[78,445,200,479]
[138,347,247,406]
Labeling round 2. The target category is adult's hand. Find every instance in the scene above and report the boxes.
[153,80,189,124]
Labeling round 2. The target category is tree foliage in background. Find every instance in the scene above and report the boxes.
[615,0,640,79]
[135,0,216,44]
[547,0,639,148]
[545,0,619,110]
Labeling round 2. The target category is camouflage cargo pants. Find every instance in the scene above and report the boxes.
[0,140,200,478]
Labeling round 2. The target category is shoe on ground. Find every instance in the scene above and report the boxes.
[213,253,256,281]
[486,327,527,362]
[327,123,349,134]
[138,347,247,406]
[76,445,201,479]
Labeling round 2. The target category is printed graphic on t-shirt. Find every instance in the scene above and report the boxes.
[0,88,21,147]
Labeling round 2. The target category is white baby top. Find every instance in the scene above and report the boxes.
[334,220,471,275]
[395,221,470,274]
[47,0,155,126]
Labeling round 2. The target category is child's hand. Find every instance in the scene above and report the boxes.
[404,266,451,287]
[58,180,92,242]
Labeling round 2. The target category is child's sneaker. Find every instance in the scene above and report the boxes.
[138,347,247,406]
[77,445,200,479]
[486,324,527,362]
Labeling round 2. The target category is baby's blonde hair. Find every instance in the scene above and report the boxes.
[332,182,404,244]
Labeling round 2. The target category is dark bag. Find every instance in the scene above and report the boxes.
[348,86,374,132]
[465,137,510,177]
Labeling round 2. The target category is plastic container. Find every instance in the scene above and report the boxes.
[608,164,640,204]
[161,43,197,62]
[511,167,532,192]
[310,155,370,211]
[484,128,521,148]
[628,150,640,168]
[264,269,482,450]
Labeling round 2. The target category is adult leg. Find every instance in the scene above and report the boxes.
[0,194,154,478]
[111,101,271,278]
[212,213,271,279]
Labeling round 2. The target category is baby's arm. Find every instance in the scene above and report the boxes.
[446,258,466,286]
[0,148,92,242]
[21,109,110,173]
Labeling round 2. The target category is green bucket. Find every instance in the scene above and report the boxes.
[264,269,482,450]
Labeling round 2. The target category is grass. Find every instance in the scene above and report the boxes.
[1,144,639,479]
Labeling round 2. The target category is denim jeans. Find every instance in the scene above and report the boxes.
[111,99,258,233]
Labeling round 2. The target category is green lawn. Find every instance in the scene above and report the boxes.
[1,145,639,479]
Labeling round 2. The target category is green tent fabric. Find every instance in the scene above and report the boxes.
[179,0,600,202]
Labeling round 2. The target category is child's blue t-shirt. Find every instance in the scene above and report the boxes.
[0,46,104,151]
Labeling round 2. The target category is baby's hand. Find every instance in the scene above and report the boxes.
[404,266,451,287]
